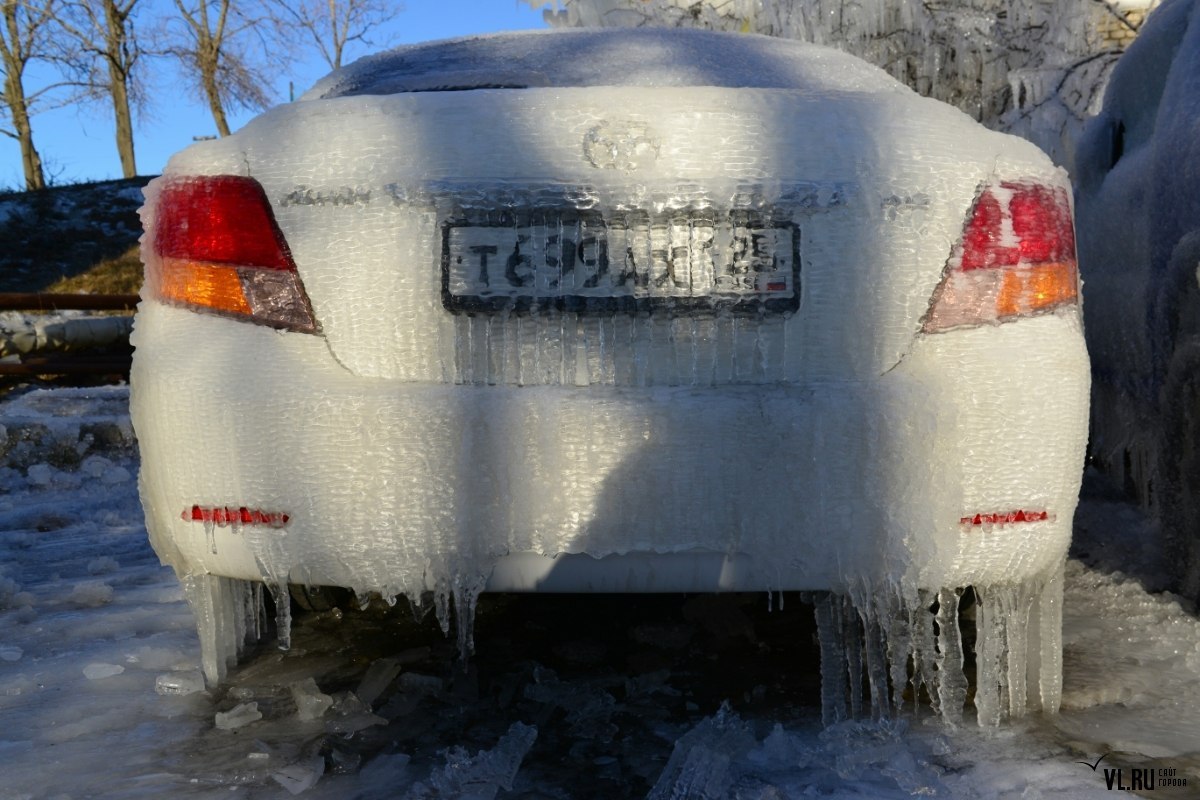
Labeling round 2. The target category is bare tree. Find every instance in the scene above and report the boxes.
[59,0,145,178]
[272,0,399,71]
[0,0,59,190]
[163,0,273,137]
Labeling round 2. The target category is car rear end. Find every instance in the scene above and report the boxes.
[130,31,1088,691]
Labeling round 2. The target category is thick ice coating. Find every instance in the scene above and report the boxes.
[302,28,913,98]
[130,29,1090,724]
[1074,0,1200,601]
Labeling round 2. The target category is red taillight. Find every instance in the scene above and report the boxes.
[183,505,290,528]
[146,176,317,333]
[959,509,1050,527]
[923,181,1078,333]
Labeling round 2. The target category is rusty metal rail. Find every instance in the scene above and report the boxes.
[0,292,139,312]
[0,293,137,377]
[0,355,133,376]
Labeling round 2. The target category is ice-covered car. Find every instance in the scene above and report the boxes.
[131,29,1089,723]
[1074,0,1200,599]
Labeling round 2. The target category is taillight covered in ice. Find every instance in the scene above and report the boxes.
[146,175,317,333]
[923,181,1078,333]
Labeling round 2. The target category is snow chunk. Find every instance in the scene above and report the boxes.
[0,646,22,662]
[215,701,263,730]
[357,753,412,787]
[80,455,132,485]
[272,756,325,795]
[648,702,755,799]
[83,663,124,680]
[355,657,403,707]
[412,721,538,800]
[67,582,114,607]
[325,692,387,735]
[25,463,53,487]
[86,557,119,575]
[820,719,949,795]
[155,671,206,696]
[290,678,333,720]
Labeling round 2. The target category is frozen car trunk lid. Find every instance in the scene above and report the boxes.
[301,28,921,99]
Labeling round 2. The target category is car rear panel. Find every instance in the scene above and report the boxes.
[132,302,1086,595]
[136,79,1087,596]
[158,86,1058,385]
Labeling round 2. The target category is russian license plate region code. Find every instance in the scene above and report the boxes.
[441,208,800,316]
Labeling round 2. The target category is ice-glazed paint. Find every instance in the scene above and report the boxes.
[130,29,1090,723]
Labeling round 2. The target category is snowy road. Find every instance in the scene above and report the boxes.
[1,386,1198,798]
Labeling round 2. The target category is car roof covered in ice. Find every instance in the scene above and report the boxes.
[303,28,910,100]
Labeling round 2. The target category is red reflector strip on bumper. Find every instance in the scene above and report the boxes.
[183,505,290,527]
[960,510,1049,526]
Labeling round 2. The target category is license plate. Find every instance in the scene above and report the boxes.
[441,208,800,315]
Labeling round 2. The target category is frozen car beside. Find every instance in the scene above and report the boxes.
[1074,0,1200,599]
[131,29,1089,723]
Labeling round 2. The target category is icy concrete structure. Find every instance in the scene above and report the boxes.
[131,29,1089,724]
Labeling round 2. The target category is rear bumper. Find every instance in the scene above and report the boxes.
[131,302,1088,596]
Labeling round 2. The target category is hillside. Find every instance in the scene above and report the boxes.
[0,177,151,294]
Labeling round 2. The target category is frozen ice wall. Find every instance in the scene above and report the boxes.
[1074,0,1200,596]
[132,30,1090,723]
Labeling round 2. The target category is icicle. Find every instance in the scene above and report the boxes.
[973,587,1005,727]
[182,574,221,685]
[181,574,265,686]
[204,518,216,555]
[856,592,890,721]
[455,314,472,385]
[934,588,966,725]
[452,575,486,660]
[813,593,848,726]
[910,588,939,719]
[268,580,293,652]
[843,597,864,719]
[1033,562,1064,713]
[882,590,911,718]
[434,581,452,636]
[1006,586,1037,719]
[249,581,265,643]
[406,591,431,625]
[231,578,249,654]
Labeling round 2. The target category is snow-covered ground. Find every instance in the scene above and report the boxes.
[1,386,1198,798]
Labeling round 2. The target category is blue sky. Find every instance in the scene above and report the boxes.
[11,1,548,189]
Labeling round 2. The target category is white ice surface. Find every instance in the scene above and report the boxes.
[1,387,1197,797]
[1073,0,1200,599]
[302,28,911,99]
[136,31,1088,711]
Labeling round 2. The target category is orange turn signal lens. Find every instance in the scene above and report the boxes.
[996,262,1078,318]
[158,258,252,316]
